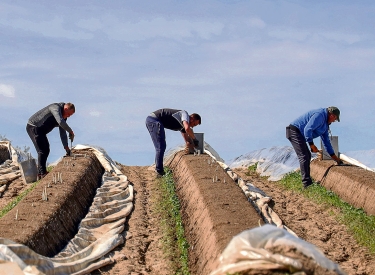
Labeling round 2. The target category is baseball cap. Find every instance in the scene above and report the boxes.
[328,106,340,122]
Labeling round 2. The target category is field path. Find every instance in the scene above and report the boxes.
[92,165,172,275]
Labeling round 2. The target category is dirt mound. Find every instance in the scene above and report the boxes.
[235,167,375,275]
[1,150,375,275]
[310,159,375,215]
[0,150,104,257]
[168,152,264,275]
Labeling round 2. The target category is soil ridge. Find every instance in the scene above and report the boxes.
[168,152,263,275]
[0,150,104,256]
[310,159,375,215]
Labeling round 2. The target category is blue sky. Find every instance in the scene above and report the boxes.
[1,0,375,165]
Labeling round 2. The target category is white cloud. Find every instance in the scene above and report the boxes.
[319,31,362,44]
[137,76,219,86]
[268,28,311,41]
[0,84,15,97]
[89,111,101,117]
[268,27,363,45]
[76,18,103,32]
[247,17,266,29]
[103,16,224,41]
[2,16,93,40]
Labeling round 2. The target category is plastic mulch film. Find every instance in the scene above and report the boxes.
[206,146,346,274]
[0,144,133,275]
[0,140,29,164]
[339,153,375,172]
[228,146,375,181]
[228,146,303,181]
[209,224,347,275]
[0,141,22,194]
[204,149,296,236]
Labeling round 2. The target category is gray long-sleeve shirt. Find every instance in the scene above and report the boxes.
[28,102,73,147]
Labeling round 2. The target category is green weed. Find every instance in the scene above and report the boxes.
[279,171,375,253]
[0,181,38,218]
[246,163,258,176]
[155,168,190,275]
[0,166,53,219]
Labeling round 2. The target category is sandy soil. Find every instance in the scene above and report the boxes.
[234,167,375,275]
[0,150,104,256]
[168,152,264,275]
[91,165,173,275]
[310,159,375,215]
[1,150,375,275]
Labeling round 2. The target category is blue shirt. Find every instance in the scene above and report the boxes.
[291,108,334,155]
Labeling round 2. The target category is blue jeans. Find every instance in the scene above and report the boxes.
[146,116,166,174]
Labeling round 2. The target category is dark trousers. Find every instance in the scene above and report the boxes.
[145,116,166,174]
[286,125,312,187]
[26,124,50,175]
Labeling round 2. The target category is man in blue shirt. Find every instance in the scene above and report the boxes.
[146,108,201,177]
[286,107,342,188]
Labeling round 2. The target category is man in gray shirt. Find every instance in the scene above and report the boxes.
[26,102,75,179]
[146,108,201,177]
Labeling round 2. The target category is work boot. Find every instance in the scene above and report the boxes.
[155,170,165,179]
[37,172,49,181]
[303,182,313,189]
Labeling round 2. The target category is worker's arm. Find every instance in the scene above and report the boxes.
[49,105,73,134]
[183,121,195,139]
[181,132,191,144]
[182,121,199,147]
[331,154,343,165]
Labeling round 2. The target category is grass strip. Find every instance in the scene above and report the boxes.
[0,166,53,218]
[0,181,39,218]
[155,167,190,275]
[266,167,375,253]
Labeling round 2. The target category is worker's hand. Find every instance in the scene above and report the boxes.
[69,131,75,142]
[192,138,199,147]
[310,144,319,153]
[64,146,71,156]
[184,142,194,154]
[331,154,343,165]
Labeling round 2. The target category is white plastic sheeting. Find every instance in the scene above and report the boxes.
[209,224,347,275]
[228,146,304,181]
[166,143,294,234]
[205,149,296,236]
[342,149,375,170]
[171,144,345,274]
[228,146,375,181]
[339,153,375,172]
[0,140,29,163]
[0,141,22,195]
[0,144,133,275]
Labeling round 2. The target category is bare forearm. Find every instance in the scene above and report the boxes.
[182,120,195,140]
[186,127,195,140]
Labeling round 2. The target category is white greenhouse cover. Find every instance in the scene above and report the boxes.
[228,146,375,181]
